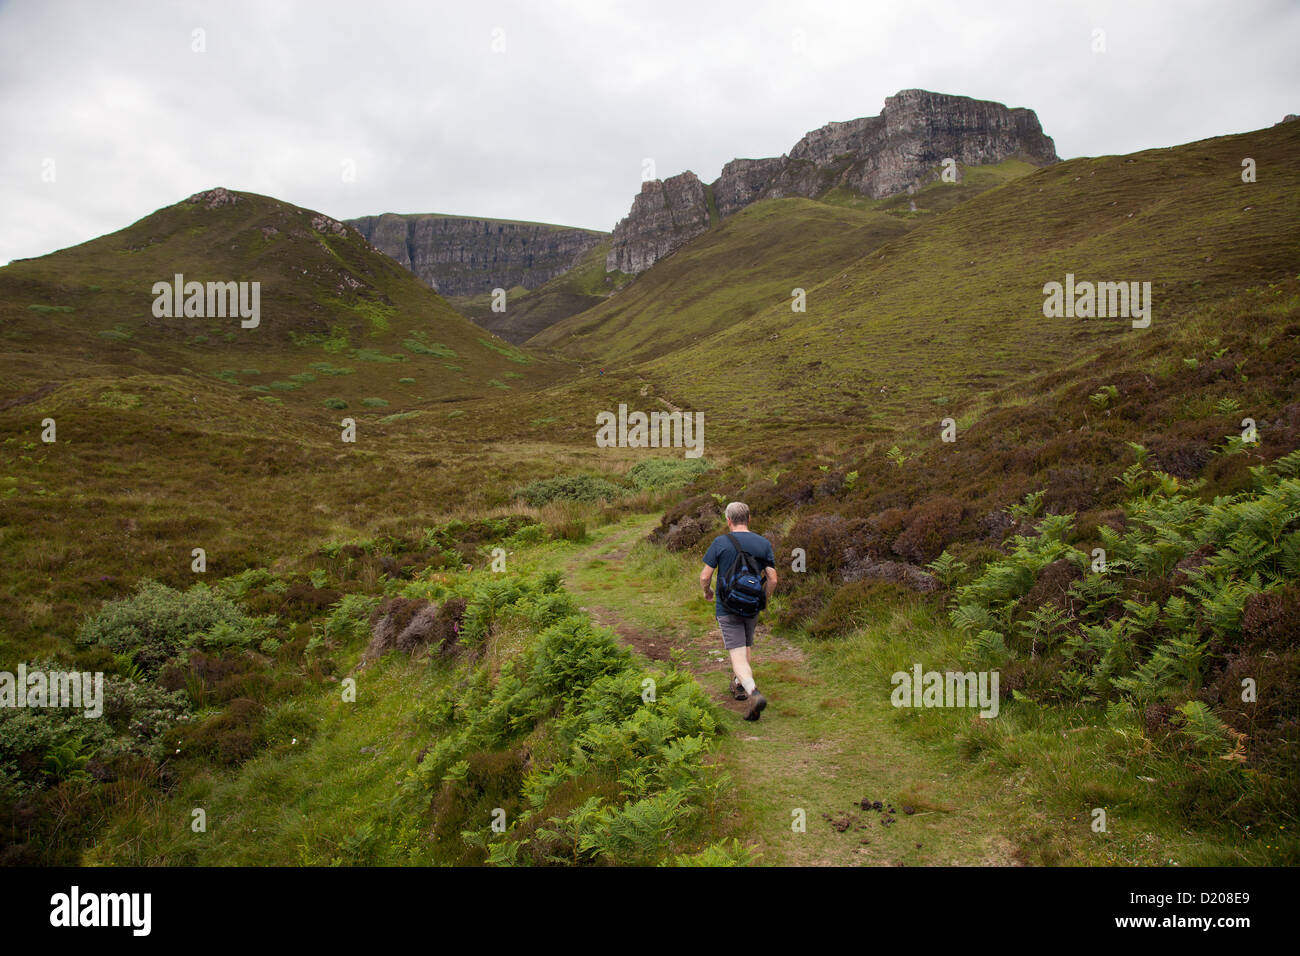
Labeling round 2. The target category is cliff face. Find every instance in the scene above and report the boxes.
[608,89,1058,274]
[345,213,606,297]
[603,171,712,274]
[712,156,786,219]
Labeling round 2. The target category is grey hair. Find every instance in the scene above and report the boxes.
[725,501,750,525]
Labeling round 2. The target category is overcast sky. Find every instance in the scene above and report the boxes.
[2,0,1297,263]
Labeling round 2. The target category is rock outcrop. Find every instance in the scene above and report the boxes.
[604,171,712,274]
[186,186,241,210]
[362,596,467,663]
[345,213,606,297]
[712,157,785,218]
[608,89,1058,274]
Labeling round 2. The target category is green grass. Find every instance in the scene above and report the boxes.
[521,518,1295,864]
[451,240,635,344]
[84,543,734,866]
[85,657,438,865]
[346,298,395,334]
[476,337,531,364]
[402,338,455,358]
[2,123,1298,867]
[527,197,913,364]
[377,410,423,424]
[0,187,567,422]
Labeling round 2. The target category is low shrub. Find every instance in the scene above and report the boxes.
[76,581,275,674]
[625,458,710,491]
[516,474,623,507]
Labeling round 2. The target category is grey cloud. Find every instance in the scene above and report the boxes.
[2,0,1297,262]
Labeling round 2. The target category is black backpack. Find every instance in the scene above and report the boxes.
[718,532,766,617]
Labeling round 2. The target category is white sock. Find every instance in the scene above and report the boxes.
[741,677,757,694]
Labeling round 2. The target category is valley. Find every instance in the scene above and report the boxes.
[2,92,1297,868]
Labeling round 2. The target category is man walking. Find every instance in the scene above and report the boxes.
[700,501,778,720]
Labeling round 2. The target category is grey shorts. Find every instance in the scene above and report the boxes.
[718,613,758,651]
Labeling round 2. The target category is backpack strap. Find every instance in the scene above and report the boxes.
[722,532,767,614]
[724,532,761,581]
[724,532,750,559]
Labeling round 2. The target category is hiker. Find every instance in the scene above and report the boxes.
[699,501,777,720]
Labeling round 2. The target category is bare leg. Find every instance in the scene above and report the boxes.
[729,647,757,694]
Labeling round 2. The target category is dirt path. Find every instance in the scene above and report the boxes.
[550,517,1025,866]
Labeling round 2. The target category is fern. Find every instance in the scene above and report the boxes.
[1280,531,1300,579]
[41,735,92,781]
[668,838,757,867]
[1068,574,1121,624]
[1269,448,1300,478]
[576,789,694,865]
[1017,604,1068,656]
[963,629,1010,667]
[1083,620,1131,698]
[1089,384,1119,409]
[1214,396,1242,416]
[949,602,996,635]
[1174,701,1234,756]
[926,550,968,588]
[1008,489,1046,523]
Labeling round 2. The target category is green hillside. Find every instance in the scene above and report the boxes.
[528,160,1035,365]
[0,188,563,414]
[637,122,1300,423]
[3,123,1299,869]
[448,240,634,344]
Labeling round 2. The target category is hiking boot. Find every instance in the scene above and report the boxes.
[744,690,767,721]
[730,676,749,701]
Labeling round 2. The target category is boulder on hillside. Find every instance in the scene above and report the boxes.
[364,596,467,661]
[840,549,940,593]
[649,494,723,552]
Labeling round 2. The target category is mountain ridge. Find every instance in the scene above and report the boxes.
[0,186,563,413]
[605,89,1060,274]
[345,212,606,297]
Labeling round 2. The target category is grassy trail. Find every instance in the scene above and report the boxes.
[542,515,1027,866]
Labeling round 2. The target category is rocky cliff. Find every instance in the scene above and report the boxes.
[603,171,713,274]
[345,213,606,297]
[607,89,1058,274]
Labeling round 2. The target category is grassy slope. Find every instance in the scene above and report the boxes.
[549,519,1034,865]
[0,188,563,413]
[548,519,1282,865]
[77,514,1029,867]
[633,122,1300,424]
[5,126,1299,867]
[95,509,1286,867]
[0,188,577,663]
[527,160,1035,365]
[448,240,635,344]
[83,509,737,867]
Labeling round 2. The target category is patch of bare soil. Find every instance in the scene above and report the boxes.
[584,605,673,662]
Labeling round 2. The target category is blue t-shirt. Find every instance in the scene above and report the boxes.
[703,531,775,618]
